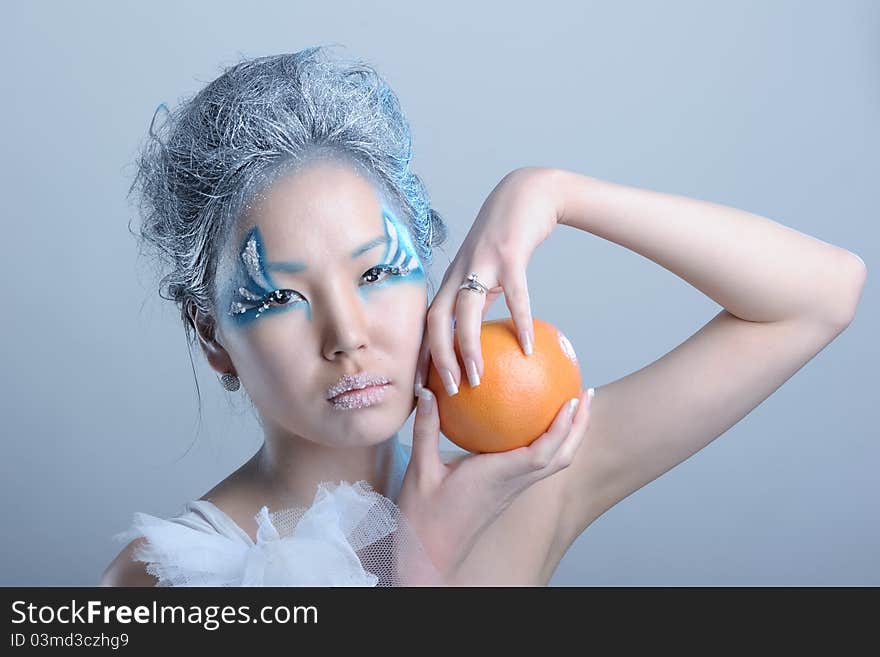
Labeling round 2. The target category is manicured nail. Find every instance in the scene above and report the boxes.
[586,387,595,409]
[440,368,459,396]
[418,386,434,413]
[568,397,580,420]
[520,330,533,356]
[465,359,481,387]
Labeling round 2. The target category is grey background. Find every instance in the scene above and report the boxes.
[2,0,875,586]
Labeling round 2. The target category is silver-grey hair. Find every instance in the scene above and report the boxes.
[127,45,448,349]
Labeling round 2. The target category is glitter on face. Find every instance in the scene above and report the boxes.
[238,286,262,302]
[328,383,390,410]
[241,232,273,291]
[225,226,308,324]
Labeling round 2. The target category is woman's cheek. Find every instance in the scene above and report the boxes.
[232,325,301,385]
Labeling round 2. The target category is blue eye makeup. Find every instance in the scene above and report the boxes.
[229,263,410,319]
[379,208,421,275]
[229,285,303,318]
[225,207,424,326]
[226,226,292,321]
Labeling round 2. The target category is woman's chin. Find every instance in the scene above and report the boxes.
[321,386,407,435]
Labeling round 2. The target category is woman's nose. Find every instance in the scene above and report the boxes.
[320,286,371,359]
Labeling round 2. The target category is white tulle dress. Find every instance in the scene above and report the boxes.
[113,443,444,587]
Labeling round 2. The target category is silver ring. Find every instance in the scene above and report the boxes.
[458,272,489,295]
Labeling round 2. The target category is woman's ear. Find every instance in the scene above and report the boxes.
[186,299,235,376]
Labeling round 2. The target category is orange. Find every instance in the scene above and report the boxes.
[426,317,582,453]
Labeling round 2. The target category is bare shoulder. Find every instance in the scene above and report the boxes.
[100,538,159,587]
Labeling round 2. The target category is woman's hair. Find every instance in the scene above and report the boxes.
[126,45,448,446]
[128,44,448,348]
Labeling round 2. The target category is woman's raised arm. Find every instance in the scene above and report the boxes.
[544,170,866,550]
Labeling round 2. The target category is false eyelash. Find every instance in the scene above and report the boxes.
[363,263,411,283]
[228,263,412,318]
[229,287,303,317]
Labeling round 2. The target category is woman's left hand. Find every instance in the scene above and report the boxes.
[415,166,564,396]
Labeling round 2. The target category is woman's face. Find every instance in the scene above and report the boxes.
[212,158,428,448]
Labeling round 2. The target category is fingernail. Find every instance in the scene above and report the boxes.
[415,370,423,390]
[440,368,459,396]
[465,359,481,387]
[568,397,580,420]
[586,387,595,409]
[418,386,434,412]
[520,330,533,356]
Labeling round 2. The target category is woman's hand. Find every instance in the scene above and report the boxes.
[396,167,592,584]
[414,166,565,395]
[396,384,592,585]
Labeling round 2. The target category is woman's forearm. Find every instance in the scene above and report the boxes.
[548,169,866,326]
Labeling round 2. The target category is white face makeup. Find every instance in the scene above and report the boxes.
[211,158,429,449]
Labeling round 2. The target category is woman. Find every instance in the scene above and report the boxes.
[102,45,866,587]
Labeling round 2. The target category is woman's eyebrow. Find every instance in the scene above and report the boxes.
[350,235,387,258]
[264,235,388,274]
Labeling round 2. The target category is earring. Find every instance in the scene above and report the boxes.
[220,372,240,391]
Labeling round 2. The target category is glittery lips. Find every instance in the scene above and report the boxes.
[326,372,392,407]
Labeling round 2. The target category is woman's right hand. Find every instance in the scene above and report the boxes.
[396,380,592,585]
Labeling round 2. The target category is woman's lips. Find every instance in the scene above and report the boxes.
[328,383,391,409]
[326,373,391,399]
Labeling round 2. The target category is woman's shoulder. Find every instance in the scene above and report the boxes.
[100,538,159,587]
[103,491,259,587]
[102,475,261,587]
[191,463,275,543]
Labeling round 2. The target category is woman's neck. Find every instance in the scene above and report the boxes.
[246,430,405,509]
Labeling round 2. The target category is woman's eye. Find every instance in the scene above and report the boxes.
[363,264,409,284]
[362,266,388,284]
[230,266,411,317]
[265,289,301,306]
[229,287,302,317]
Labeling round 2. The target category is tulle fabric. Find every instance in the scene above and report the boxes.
[113,480,444,587]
